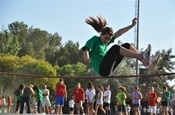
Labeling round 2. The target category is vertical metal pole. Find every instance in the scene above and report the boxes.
[136,0,140,86]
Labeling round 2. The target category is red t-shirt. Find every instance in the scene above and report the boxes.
[0,98,2,106]
[74,88,84,102]
[56,84,66,96]
[7,98,12,106]
[148,92,157,106]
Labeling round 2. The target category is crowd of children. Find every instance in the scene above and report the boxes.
[0,78,175,115]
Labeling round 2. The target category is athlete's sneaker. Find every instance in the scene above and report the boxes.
[148,53,161,70]
[142,44,151,66]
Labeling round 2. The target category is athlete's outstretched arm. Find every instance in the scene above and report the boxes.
[114,18,137,38]
[83,49,91,63]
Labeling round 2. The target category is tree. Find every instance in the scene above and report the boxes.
[8,22,31,57]
[45,33,62,65]
[7,22,63,61]
[0,55,57,94]
[54,40,84,67]
[27,28,49,59]
[0,30,21,55]
[59,62,88,76]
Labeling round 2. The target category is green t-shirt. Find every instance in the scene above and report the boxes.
[36,89,43,102]
[116,92,127,105]
[82,35,115,74]
[162,91,171,101]
[16,90,23,101]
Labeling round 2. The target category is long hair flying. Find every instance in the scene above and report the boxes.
[85,16,114,36]
[85,16,107,33]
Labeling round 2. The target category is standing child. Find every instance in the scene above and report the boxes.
[126,105,131,115]
[69,96,75,115]
[104,84,111,115]
[42,84,52,114]
[143,106,147,115]
[95,85,106,115]
[87,85,96,115]
[73,82,85,115]
[85,82,93,115]
[131,86,142,115]
[7,96,12,113]
[161,85,171,115]
[14,83,25,113]
[55,78,67,114]
[148,87,157,115]
[116,86,128,115]
[33,85,43,113]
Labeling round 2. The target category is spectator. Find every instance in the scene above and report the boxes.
[69,96,75,115]
[7,96,12,113]
[85,82,93,114]
[73,82,85,115]
[127,105,131,115]
[33,85,43,113]
[55,78,67,114]
[14,83,25,113]
[116,86,127,115]
[161,85,171,115]
[20,84,34,114]
[41,84,52,114]
[104,84,111,115]
[148,87,157,115]
[95,85,106,115]
[87,85,95,115]
[131,86,143,115]
[143,106,147,115]
[2,96,7,113]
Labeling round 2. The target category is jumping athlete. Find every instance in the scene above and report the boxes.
[82,16,160,77]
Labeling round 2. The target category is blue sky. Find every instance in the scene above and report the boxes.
[0,0,175,81]
[0,0,174,53]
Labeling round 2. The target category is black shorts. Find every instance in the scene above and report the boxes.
[69,107,74,111]
[118,105,126,112]
[99,43,130,76]
[132,104,140,107]
[104,102,110,107]
[161,101,168,106]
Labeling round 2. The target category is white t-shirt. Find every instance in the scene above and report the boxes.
[87,89,95,102]
[69,100,75,108]
[2,98,7,106]
[42,89,50,100]
[86,89,95,98]
[103,90,111,103]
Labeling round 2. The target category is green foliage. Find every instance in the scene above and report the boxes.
[0,55,57,91]
[45,33,62,65]
[0,31,21,55]
[54,40,84,66]
[7,22,62,61]
[59,62,88,76]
